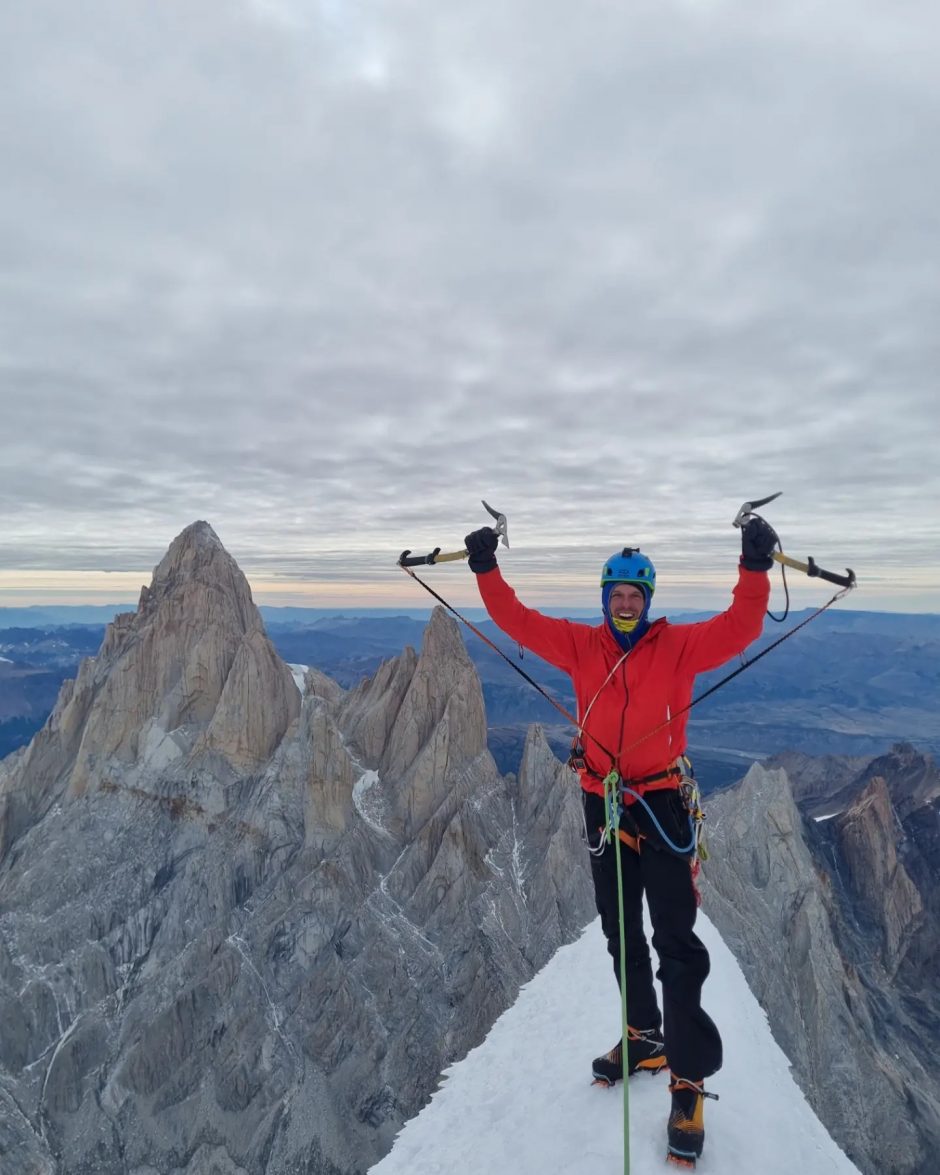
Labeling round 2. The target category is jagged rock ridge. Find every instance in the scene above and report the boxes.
[0,523,594,1175]
[702,755,940,1175]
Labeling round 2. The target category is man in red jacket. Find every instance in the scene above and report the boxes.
[464,517,777,1166]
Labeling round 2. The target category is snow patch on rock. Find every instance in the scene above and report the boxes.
[353,770,391,836]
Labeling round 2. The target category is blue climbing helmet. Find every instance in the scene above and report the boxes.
[600,548,656,595]
[600,548,656,641]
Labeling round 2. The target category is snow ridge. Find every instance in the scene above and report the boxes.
[370,916,859,1175]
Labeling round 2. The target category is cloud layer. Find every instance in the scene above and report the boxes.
[1,0,938,609]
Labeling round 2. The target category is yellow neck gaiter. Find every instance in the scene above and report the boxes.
[610,613,642,634]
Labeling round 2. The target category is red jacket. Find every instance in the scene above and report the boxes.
[476,565,770,799]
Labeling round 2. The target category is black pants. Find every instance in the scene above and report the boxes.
[583,789,722,1080]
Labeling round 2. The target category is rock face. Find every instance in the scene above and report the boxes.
[760,749,876,815]
[770,741,940,821]
[851,742,940,817]
[702,758,940,1175]
[835,776,923,972]
[0,522,300,860]
[0,524,594,1175]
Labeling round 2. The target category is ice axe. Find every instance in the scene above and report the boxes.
[398,500,509,568]
[733,492,856,589]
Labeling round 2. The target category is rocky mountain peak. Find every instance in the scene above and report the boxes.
[334,607,490,842]
[706,761,802,860]
[156,518,226,567]
[856,742,940,817]
[83,521,297,785]
[0,523,299,856]
[136,519,257,633]
[420,603,471,661]
[379,608,488,835]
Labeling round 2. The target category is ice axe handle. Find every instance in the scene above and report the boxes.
[807,557,856,589]
[398,548,468,568]
[772,552,856,589]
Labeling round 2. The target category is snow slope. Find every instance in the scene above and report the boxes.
[371,916,859,1175]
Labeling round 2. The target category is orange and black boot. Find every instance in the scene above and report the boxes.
[666,1075,718,1168]
[591,1027,667,1086]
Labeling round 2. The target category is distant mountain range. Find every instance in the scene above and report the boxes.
[0,604,603,628]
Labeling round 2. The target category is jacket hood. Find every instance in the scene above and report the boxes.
[602,581,654,651]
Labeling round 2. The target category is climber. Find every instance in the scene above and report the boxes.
[463,516,778,1166]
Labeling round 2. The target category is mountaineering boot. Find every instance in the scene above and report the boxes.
[591,1039,623,1086]
[665,1075,718,1169]
[628,1026,668,1075]
[591,1027,667,1086]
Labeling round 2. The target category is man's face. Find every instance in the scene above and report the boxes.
[608,583,647,622]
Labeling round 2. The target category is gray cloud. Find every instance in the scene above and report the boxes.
[1,0,938,610]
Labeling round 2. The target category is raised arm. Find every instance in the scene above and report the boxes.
[465,527,583,673]
[677,516,777,673]
[676,566,770,673]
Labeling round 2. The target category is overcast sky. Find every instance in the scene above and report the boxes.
[1,0,938,612]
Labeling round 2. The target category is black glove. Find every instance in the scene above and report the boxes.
[464,527,499,574]
[741,516,779,571]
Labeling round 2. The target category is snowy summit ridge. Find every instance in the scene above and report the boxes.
[371,917,860,1175]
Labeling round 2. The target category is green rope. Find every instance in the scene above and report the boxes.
[606,769,631,1175]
